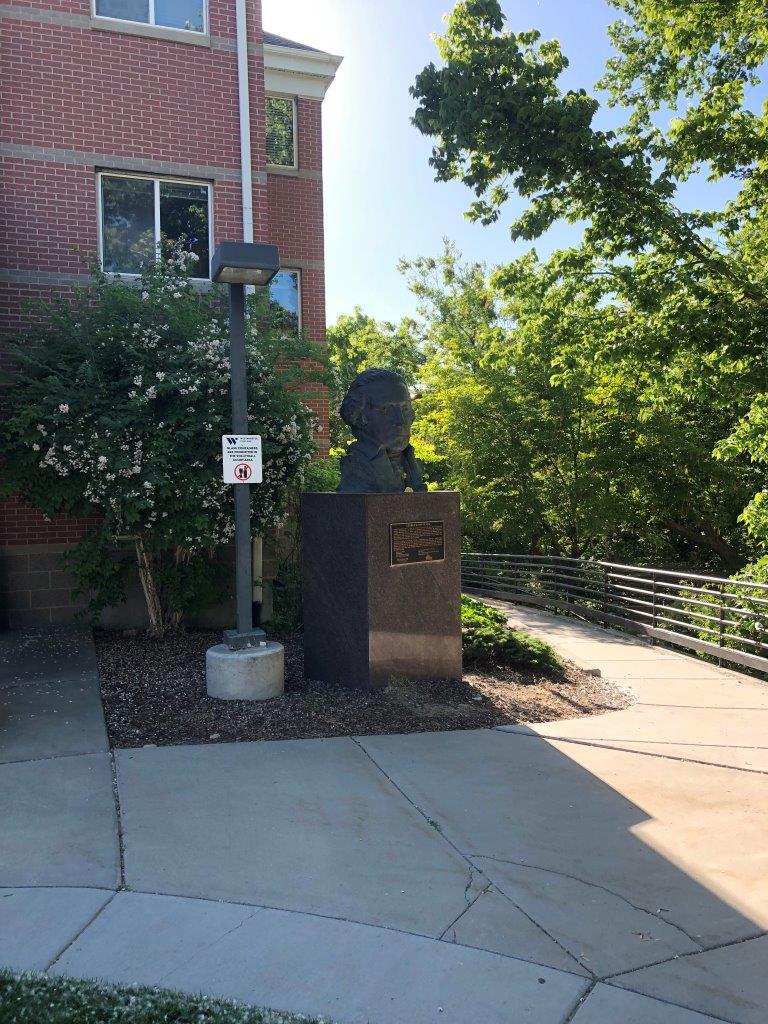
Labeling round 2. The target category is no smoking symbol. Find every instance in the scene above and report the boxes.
[234,463,252,481]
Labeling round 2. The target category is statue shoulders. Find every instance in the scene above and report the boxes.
[337,442,380,493]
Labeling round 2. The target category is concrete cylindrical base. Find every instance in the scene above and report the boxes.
[206,642,284,701]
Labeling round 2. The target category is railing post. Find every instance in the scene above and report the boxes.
[602,565,609,629]
[718,584,724,667]
[650,573,657,646]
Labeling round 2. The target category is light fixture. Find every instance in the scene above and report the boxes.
[211,241,280,286]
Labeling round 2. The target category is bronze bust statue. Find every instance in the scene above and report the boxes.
[337,368,427,493]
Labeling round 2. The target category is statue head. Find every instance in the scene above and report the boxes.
[340,368,415,454]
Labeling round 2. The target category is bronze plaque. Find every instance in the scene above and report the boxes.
[390,520,445,566]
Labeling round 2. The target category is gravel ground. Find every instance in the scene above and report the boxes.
[95,629,632,748]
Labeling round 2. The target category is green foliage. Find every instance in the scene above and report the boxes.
[411,0,766,297]
[266,96,295,167]
[685,557,768,662]
[0,968,322,1024]
[405,0,768,569]
[270,560,304,635]
[0,250,321,633]
[461,594,562,672]
[399,244,757,568]
[302,455,341,493]
[716,395,768,549]
[61,527,132,624]
[153,551,229,617]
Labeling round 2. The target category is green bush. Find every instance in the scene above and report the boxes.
[0,248,322,635]
[461,594,562,673]
[302,456,341,493]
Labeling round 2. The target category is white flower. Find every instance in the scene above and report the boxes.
[32,443,40,451]
[98,456,108,468]
[156,371,165,381]
[141,291,149,300]
[133,375,142,386]
[58,404,69,413]
[143,481,153,490]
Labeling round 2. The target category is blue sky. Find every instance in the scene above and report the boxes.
[262,0,741,326]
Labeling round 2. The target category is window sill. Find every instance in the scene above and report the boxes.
[90,16,211,47]
[267,164,300,176]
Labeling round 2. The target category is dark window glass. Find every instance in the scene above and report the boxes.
[154,0,204,31]
[95,0,150,22]
[101,175,155,274]
[269,270,300,330]
[159,181,210,278]
[266,97,295,167]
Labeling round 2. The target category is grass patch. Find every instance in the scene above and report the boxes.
[461,594,562,674]
[0,970,330,1024]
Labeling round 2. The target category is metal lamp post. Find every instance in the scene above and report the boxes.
[211,241,280,650]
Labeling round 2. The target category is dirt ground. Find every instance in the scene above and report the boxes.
[95,629,633,748]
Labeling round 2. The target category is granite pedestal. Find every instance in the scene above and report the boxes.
[301,491,462,690]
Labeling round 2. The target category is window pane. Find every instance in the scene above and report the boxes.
[269,270,300,330]
[154,0,204,31]
[95,0,150,23]
[101,175,155,274]
[159,181,210,278]
[266,97,295,166]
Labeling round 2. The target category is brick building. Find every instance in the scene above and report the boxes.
[1,0,341,626]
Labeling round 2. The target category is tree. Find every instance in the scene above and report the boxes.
[409,0,768,565]
[397,240,758,568]
[1,250,321,634]
[402,245,644,558]
[411,0,768,300]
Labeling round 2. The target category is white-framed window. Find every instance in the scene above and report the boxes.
[266,96,297,168]
[92,0,205,34]
[98,171,212,279]
[269,269,301,330]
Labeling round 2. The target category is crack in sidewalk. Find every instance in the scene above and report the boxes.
[600,927,768,984]
[471,854,704,949]
[438,880,492,941]
[562,979,596,1024]
[349,736,591,979]
[44,890,118,971]
[155,908,263,985]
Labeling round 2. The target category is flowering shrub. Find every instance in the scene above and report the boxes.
[1,250,322,634]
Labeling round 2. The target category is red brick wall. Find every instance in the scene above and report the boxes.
[0,495,101,546]
[1,0,330,561]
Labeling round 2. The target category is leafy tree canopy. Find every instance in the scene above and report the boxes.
[400,0,768,568]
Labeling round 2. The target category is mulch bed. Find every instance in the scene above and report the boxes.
[95,629,633,748]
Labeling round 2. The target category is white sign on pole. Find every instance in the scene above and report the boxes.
[221,434,263,484]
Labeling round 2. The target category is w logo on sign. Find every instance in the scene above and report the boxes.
[226,437,238,446]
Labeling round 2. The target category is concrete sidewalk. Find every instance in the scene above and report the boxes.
[1,618,767,1024]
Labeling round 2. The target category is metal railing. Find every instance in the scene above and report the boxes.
[461,553,768,675]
